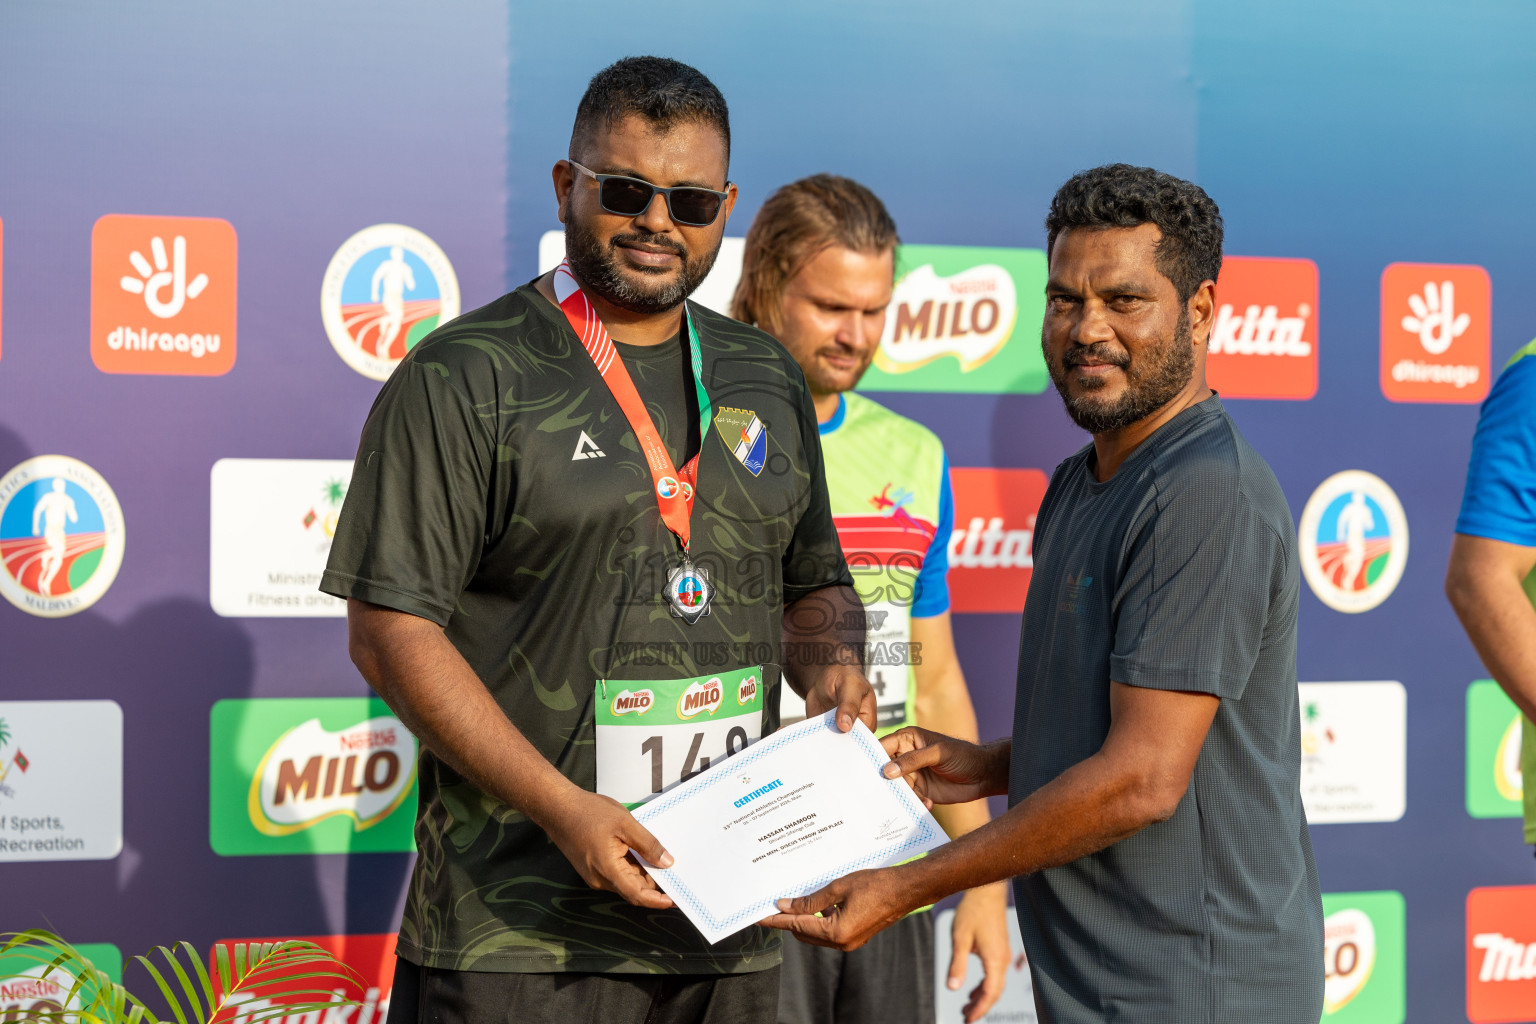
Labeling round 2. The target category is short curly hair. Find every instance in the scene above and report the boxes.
[571,56,730,163]
[1045,164,1223,301]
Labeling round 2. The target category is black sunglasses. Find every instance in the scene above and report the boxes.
[569,161,730,227]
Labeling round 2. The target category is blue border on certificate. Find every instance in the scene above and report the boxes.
[635,712,944,937]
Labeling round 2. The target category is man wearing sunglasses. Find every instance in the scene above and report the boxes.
[324,56,875,1024]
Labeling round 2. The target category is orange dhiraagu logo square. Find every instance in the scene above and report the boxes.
[1467,885,1536,1022]
[91,214,237,375]
[1206,256,1318,400]
[1380,261,1490,403]
[946,467,1048,613]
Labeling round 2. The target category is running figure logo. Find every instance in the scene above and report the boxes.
[1298,470,1409,614]
[0,455,126,617]
[321,224,461,381]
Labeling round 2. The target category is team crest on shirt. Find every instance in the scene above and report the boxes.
[714,407,766,476]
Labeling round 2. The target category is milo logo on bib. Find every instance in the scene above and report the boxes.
[612,689,655,716]
[679,678,724,718]
[737,674,759,705]
[596,667,764,808]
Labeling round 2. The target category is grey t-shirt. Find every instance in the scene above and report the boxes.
[1010,395,1323,1023]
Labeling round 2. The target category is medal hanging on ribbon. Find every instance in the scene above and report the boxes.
[553,259,716,622]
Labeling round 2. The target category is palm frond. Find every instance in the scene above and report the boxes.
[0,932,362,1024]
[0,929,144,1024]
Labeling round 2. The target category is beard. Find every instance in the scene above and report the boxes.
[563,215,720,315]
[1046,309,1195,435]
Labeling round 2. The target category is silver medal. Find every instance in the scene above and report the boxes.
[666,560,713,623]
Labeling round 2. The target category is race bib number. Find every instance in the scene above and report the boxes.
[595,667,764,808]
[779,600,911,730]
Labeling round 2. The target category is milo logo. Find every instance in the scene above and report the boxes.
[878,263,1016,374]
[1318,891,1404,1022]
[1496,711,1523,803]
[1323,908,1376,1013]
[678,677,723,719]
[858,244,1048,396]
[612,688,655,716]
[248,716,416,837]
[1468,680,1524,818]
[737,674,759,706]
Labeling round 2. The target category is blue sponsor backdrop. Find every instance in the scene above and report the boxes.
[3,1,1535,1020]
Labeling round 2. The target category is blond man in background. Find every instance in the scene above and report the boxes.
[734,175,1010,1024]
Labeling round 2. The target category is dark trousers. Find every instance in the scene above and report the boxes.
[386,958,780,1024]
[776,911,935,1024]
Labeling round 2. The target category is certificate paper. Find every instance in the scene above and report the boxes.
[633,710,947,944]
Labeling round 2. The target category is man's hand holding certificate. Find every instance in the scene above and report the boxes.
[631,709,948,944]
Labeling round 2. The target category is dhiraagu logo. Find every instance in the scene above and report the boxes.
[1322,891,1405,1022]
[858,244,1048,394]
[210,698,418,856]
[1467,680,1523,818]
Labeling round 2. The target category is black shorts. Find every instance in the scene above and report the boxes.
[385,958,780,1024]
[776,911,934,1024]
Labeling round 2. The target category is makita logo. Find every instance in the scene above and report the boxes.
[1474,933,1536,982]
[948,515,1034,569]
[1467,885,1536,1022]
[678,678,723,719]
[612,689,655,716]
[946,468,1048,613]
[1206,256,1318,400]
[250,716,416,836]
[1209,301,1312,357]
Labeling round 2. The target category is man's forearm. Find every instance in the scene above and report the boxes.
[347,600,579,827]
[890,745,1168,910]
[782,583,866,697]
[1447,540,1536,719]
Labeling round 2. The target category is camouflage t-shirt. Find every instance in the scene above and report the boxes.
[321,282,851,974]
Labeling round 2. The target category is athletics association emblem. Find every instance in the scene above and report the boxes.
[1298,470,1408,614]
[714,407,766,476]
[320,224,460,381]
[0,456,126,618]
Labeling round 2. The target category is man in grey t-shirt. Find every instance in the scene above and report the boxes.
[764,164,1324,1023]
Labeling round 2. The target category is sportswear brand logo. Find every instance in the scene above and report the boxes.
[1467,887,1536,1021]
[91,214,237,375]
[1298,470,1409,614]
[946,468,1048,613]
[1380,262,1490,403]
[572,431,606,460]
[1206,256,1318,400]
